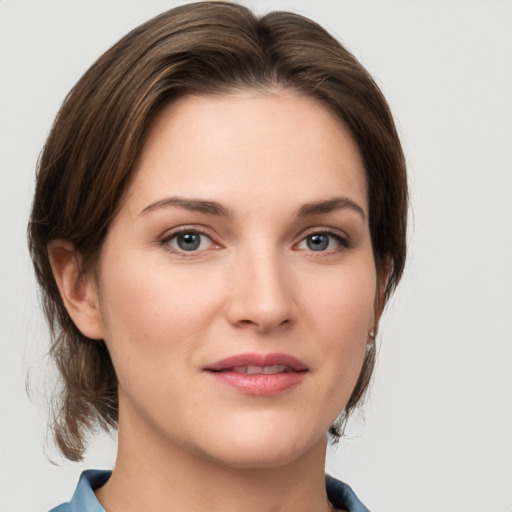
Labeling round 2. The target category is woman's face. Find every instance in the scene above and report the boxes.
[92,91,377,468]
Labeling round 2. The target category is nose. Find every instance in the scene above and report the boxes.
[225,247,296,334]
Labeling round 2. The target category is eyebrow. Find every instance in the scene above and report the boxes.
[139,197,232,217]
[298,197,366,220]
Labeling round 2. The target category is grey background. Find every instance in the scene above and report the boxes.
[1,1,511,510]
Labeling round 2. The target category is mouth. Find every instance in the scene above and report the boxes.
[226,364,297,375]
[204,353,308,396]
[205,352,308,372]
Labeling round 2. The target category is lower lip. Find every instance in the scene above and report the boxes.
[207,371,307,396]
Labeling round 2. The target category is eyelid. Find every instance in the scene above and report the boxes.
[294,227,350,251]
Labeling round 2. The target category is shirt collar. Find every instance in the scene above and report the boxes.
[68,470,110,512]
[64,470,370,512]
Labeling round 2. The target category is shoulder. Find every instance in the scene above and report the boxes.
[326,474,371,512]
[48,470,111,512]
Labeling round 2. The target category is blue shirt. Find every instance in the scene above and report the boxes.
[50,470,370,511]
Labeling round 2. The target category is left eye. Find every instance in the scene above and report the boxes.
[166,231,214,252]
[298,233,344,252]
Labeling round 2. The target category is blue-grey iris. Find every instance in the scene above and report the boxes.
[307,234,329,251]
[177,232,201,251]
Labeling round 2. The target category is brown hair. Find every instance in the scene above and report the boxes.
[28,1,407,461]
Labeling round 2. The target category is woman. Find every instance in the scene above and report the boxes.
[28,2,407,511]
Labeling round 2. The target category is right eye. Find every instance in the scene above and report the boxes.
[165,231,216,252]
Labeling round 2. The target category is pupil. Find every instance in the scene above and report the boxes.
[308,234,328,251]
[177,232,200,251]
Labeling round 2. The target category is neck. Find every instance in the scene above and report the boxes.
[96,404,333,512]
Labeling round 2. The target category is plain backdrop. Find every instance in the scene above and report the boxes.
[1,1,511,511]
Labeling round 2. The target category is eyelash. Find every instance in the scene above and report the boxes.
[158,227,350,255]
[295,229,350,253]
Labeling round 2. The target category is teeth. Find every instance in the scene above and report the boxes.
[263,365,288,374]
[231,365,289,374]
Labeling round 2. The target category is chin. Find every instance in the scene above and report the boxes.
[195,421,327,470]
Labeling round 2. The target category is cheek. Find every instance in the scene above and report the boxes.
[299,259,376,389]
[96,254,215,372]
[301,259,376,338]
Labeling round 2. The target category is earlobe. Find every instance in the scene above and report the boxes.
[47,240,104,340]
[371,257,393,336]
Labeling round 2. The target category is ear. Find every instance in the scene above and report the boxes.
[47,239,104,340]
[371,257,393,335]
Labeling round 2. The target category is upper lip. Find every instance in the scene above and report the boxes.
[205,353,308,372]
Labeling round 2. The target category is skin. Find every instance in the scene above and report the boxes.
[50,91,379,512]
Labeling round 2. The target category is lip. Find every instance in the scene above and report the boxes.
[204,352,308,396]
[206,352,308,372]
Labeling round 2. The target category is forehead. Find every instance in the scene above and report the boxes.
[124,91,368,216]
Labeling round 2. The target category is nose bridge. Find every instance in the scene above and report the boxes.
[227,240,295,332]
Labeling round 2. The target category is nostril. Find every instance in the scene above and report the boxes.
[238,319,256,327]
[236,319,266,332]
[235,317,291,333]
